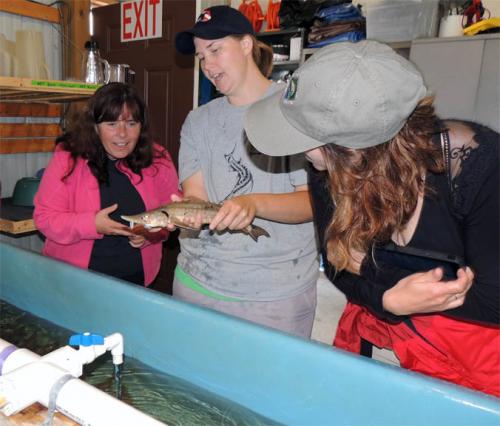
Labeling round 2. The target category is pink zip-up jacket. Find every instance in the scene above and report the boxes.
[34,143,180,285]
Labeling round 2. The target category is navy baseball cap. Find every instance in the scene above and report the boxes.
[175,6,255,55]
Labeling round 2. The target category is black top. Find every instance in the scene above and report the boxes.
[89,160,146,285]
[310,120,499,325]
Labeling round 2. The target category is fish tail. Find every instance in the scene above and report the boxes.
[245,225,270,241]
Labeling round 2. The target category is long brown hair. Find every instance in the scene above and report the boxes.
[322,97,443,272]
[232,34,273,77]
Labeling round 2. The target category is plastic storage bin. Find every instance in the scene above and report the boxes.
[364,0,439,42]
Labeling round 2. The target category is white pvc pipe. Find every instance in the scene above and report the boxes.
[0,338,165,425]
[0,339,38,374]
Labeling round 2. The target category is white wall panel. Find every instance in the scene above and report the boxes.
[1,3,60,253]
[0,5,61,194]
[0,9,62,80]
[0,153,53,198]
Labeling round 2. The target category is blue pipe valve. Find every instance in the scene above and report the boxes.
[69,333,105,347]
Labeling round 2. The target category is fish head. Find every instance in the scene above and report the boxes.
[121,210,170,229]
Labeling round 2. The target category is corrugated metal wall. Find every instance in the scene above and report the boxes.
[0,0,62,251]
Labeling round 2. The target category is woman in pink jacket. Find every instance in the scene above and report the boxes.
[34,83,180,286]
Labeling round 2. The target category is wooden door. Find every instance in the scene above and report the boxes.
[92,0,196,293]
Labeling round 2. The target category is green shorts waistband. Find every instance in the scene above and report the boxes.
[174,265,242,302]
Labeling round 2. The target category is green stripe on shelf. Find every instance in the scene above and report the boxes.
[30,80,100,90]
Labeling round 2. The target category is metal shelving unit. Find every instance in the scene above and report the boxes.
[272,59,301,67]
[257,29,305,63]
[302,41,412,63]
[257,28,305,82]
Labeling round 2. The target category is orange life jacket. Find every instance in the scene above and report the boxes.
[238,0,265,33]
[266,0,281,31]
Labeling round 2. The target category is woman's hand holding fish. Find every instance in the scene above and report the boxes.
[95,204,133,237]
[209,195,256,232]
[128,234,146,248]
[382,266,474,315]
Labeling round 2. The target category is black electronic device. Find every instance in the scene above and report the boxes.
[373,243,466,281]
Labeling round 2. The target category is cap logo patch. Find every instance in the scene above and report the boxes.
[197,10,212,23]
[283,76,298,103]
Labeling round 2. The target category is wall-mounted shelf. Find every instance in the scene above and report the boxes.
[0,78,98,154]
[0,77,99,103]
[272,60,301,67]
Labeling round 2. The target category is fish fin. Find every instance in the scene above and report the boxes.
[244,225,270,241]
[170,217,202,230]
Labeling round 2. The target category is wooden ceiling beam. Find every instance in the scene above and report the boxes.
[0,0,60,24]
[57,0,91,81]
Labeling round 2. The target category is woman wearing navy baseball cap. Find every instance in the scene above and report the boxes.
[170,6,320,338]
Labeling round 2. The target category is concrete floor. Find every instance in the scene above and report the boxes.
[311,272,400,366]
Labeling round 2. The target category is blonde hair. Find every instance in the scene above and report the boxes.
[232,34,273,78]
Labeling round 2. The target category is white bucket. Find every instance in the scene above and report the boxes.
[438,14,464,37]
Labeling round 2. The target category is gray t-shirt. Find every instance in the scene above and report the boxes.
[178,84,318,301]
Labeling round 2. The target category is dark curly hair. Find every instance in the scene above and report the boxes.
[57,83,156,183]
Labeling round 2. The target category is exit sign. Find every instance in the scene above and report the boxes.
[121,0,162,42]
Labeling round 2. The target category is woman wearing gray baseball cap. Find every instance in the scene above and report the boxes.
[171,6,319,338]
[245,40,499,395]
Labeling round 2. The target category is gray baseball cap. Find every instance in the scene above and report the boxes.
[244,40,427,156]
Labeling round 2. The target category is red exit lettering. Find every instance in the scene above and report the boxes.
[122,2,133,41]
[121,0,162,42]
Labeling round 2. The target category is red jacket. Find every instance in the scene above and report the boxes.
[34,144,180,285]
[335,302,500,396]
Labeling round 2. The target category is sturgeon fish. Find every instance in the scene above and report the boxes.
[121,201,270,242]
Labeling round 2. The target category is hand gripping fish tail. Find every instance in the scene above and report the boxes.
[121,200,270,241]
[244,224,270,242]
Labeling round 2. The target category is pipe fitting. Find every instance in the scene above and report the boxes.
[105,333,124,365]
